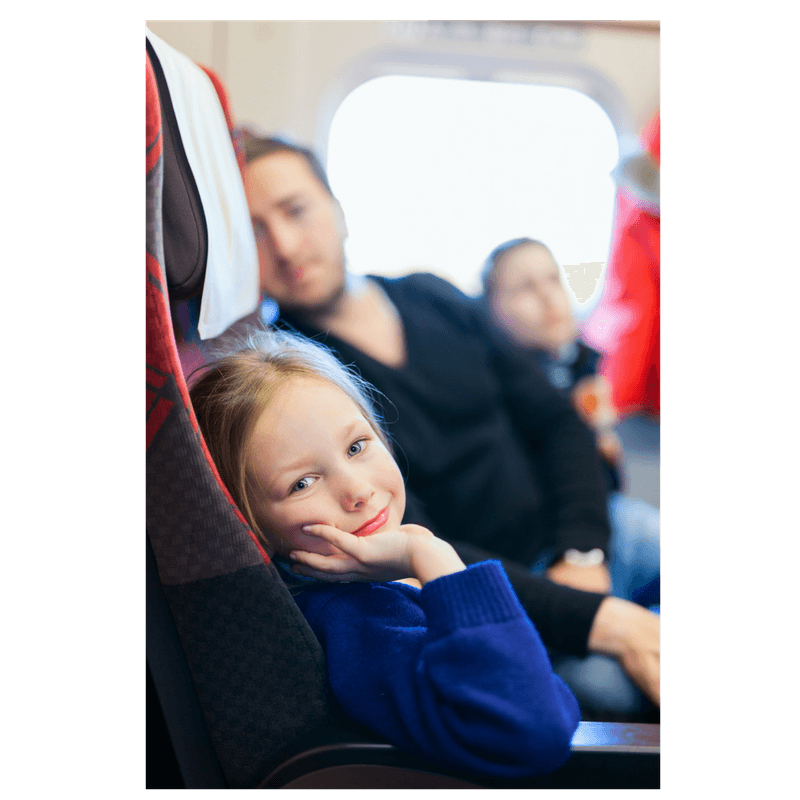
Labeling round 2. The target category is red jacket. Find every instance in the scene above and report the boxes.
[584,111,660,417]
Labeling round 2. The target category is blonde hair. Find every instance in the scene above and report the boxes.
[189,327,391,549]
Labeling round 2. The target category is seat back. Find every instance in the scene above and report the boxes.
[146,42,334,789]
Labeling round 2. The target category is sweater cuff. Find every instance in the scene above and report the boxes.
[550,524,610,564]
[421,561,525,637]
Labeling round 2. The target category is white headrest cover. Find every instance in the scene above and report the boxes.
[147,29,260,340]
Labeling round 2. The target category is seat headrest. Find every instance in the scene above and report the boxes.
[146,37,208,301]
[146,29,260,340]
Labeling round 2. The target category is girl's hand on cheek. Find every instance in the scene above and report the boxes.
[290,523,464,585]
[289,523,418,583]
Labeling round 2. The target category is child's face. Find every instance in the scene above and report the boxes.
[246,376,406,558]
[489,244,577,354]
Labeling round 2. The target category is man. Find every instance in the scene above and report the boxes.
[238,131,659,719]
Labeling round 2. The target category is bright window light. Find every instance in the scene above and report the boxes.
[326,75,619,314]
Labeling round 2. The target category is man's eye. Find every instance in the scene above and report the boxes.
[287,205,305,219]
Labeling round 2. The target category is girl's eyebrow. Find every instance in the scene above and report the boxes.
[274,453,314,477]
[340,418,363,440]
[265,458,313,496]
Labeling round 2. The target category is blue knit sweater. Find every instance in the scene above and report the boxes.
[288,560,581,778]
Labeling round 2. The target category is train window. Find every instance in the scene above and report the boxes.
[326,74,619,314]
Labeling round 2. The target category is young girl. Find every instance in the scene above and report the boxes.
[189,328,580,779]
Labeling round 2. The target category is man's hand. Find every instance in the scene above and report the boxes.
[547,560,612,594]
[587,596,660,706]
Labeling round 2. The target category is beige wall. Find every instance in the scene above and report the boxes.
[146,20,659,152]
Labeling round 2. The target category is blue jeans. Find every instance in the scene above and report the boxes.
[532,492,660,603]
[607,493,660,607]
[537,493,661,719]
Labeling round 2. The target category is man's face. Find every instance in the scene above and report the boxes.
[244,151,348,315]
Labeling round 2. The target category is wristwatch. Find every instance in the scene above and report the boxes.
[562,548,605,567]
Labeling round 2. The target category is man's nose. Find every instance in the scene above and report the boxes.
[269,219,301,263]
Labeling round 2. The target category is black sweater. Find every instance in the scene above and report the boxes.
[280,272,610,655]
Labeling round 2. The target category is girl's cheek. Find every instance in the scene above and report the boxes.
[289,528,342,557]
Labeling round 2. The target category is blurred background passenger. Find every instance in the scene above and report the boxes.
[582,110,660,419]
[481,238,659,609]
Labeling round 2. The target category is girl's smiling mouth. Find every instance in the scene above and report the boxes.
[351,506,390,537]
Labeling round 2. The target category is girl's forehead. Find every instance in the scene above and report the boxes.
[249,376,363,459]
[257,375,367,434]
[287,374,360,407]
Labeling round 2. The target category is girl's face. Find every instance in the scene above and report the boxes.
[246,376,406,557]
[489,243,577,354]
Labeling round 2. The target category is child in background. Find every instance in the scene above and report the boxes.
[481,238,659,608]
[188,328,580,779]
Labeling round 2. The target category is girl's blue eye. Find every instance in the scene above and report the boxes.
[348,439,367,456]
[291,476,318,494]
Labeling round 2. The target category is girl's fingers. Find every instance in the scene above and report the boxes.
[290,549,359,574]
[291,555,364,582]
[301,524,360,554]
[300,523,342,540]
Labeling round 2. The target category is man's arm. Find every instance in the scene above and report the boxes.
[588,596,660,706]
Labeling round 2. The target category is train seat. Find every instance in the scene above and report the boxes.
[145,31,659,789]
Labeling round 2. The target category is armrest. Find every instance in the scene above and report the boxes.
[259,720,660,789]
[571,719,660,750]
